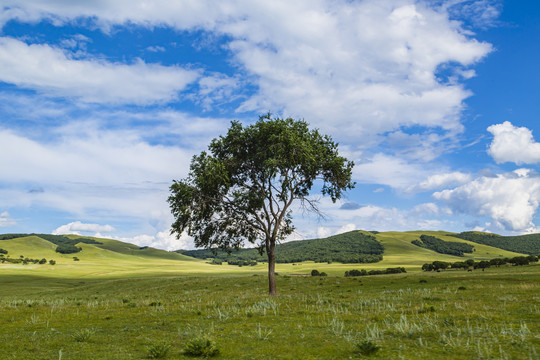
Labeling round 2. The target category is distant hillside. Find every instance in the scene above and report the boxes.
[0,233,193,261]
[449,232,540,255]
[178,231,384,264]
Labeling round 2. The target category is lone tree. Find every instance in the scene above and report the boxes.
[168,114,354,295]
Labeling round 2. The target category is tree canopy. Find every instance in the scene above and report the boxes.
[168,114,354,295]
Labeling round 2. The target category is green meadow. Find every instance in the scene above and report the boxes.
[0,232,539,359]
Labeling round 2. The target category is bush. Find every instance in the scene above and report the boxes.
[146,341,171,359]
[345,269,367,277]
[72,328,94,342]
[49,260,56,265]
[354,340,381,356]
[183,337,219,358]
[509,256,530,266]
[39,258,47,264]
[311,269,320,276]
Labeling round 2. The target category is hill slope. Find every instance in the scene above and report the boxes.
[179,231,384,264]
[177,230,525,264]
[0,231,533,277]
[449,231,540,255]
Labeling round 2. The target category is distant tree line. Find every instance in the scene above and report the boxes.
[0,233,102,254]
[344,267,406,277]
[412,235,474,257]
[179,231,384,264]
[450,231,540,255]
[1,255,56,265]
[421,255,539,271]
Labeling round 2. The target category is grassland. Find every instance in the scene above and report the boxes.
[1,267,539,358]
[0,232,538,359]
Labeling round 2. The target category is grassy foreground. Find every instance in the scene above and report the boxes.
[1,264,539,359]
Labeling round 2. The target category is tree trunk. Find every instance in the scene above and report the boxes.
[267,240,277,296]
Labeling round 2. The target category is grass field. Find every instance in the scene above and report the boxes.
[1,232,538,359]
[1,263,538,359]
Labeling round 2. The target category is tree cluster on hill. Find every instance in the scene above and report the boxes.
[344,267,406,277]
[0,234,102,254]
[179,231,384,264]
[450,231,540,255]
[1,255,56,265]
[421,255,538,271]
[311,269,327,276]
[412,235,474,256]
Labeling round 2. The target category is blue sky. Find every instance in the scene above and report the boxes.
[0,0,539,250]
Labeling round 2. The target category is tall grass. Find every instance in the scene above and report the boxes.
[0,265,538,359]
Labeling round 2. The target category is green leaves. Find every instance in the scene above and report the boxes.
[168,114,354,294]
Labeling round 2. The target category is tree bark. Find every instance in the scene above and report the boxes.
[267,240,277,296]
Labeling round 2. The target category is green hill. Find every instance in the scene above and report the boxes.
[178,231,384,264]
[177,230,527,265]
[449,231,540,255]
[0,230,534,277]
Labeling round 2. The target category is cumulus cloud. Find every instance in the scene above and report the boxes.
[0,37,200,104]
[406,171,472,193]
[228,1,492,140]
[487,121,540,164]
[118,230,193,251]
[353,153,432,189]
[433,169,540,232]
[53,221,115,235]
[0,1,492,140]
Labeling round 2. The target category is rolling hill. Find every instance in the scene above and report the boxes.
[0,230,534,277]
[177,230,527,264]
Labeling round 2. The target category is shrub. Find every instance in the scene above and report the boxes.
[146,341,171,359]
[353,340,381,356]
[183,337,219,358]
[72,328,94,342]
[344,269,366,277]
[311,269,320,276]
[73,257,80,261]
[39,258,47,264]
[49,260,56,265]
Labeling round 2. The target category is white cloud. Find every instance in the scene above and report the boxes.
[226,1,491,140]
[0,124,194,226]
[53,221,115,235]
[353,153,432,189]
[0,126,191,186]
[446,0,502,29]
[411,202,440,216]
[0,211,16,227]
[0,37,200,104]
[0,1,493,140]
[118,230,193,251]
[406,171,472,193]
[487,121,540,164]
[433,170,540,232]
